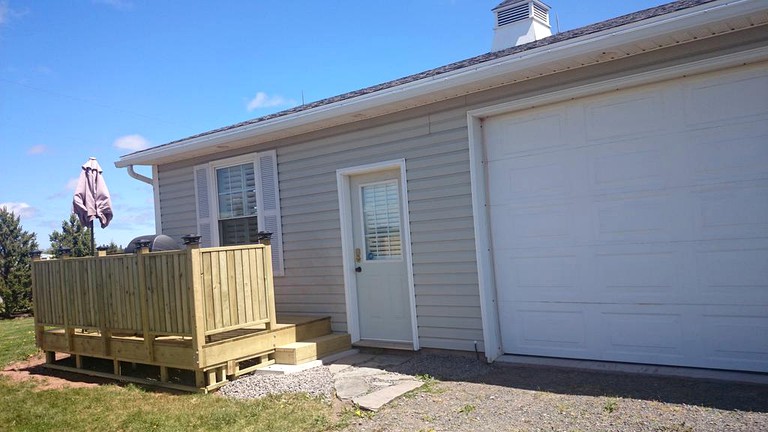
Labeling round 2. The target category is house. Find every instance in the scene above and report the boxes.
[116,0,768,373]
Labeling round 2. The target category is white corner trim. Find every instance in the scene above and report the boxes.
[152,165,162,235]
[467,46,768,363]
[398,160,420,351]
[336,159,419,350]
[336,172,358,343]
[468,115,502,362]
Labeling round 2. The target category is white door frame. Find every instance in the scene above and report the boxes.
[467,48,768,363]
[336,159,419,350]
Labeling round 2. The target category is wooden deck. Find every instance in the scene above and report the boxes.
[30,244,349,392]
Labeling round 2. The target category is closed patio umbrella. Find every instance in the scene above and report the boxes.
[72,157,113,256]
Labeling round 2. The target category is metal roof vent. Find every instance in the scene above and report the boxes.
[492,0,552,52]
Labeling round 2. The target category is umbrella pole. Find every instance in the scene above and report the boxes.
[90,220,95,256]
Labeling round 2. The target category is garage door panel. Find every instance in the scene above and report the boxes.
[683,71,768,127]
[595,250,679,300]
[695,243,768,304]
[491,203,575,248]
[600,312,685,359]
[693,183,768,239]
[699,308,768,370]
[487,65,768,372]
[688,126,768,185]
[502,305,589,355]
[495,252,582,303]
[592,194,679,244]
[486,154,577,204]
[588,142,669,194]
[483,109,569,160]
[585,91,664,140]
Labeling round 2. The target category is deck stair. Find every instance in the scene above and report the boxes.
[275,333,352,365]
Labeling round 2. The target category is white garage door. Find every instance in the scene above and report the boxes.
[484,65,768,372]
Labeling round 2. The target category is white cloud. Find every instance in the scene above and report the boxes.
[27,144,47,155]
[65,177,79,191]
[0,202,36,219]
[0,1,28,26]
[246,92,296,112]
[92,0,132,10]
[0,1,8,25]
[113,134,150,151]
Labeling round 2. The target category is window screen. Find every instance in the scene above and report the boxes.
[361,181,401,260]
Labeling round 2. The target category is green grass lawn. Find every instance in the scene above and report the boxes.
[0,318,339,432]
[0,316,38,368]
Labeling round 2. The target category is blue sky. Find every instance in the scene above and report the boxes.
[0,0,669,250]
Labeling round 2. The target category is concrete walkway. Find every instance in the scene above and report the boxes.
[257,350,424,410]
[327,351,423,411]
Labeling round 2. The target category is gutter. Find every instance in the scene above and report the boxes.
[127,165,153,185]
[115,0,763,168]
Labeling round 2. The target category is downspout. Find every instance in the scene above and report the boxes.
[127,165,153,185]
[125,165,162,235]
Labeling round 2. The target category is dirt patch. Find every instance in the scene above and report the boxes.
[1,353,111,391]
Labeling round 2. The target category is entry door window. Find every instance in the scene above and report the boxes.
[361,180,401,261]
[216,163,258,245]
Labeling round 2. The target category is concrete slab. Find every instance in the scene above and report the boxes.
[320,349,359,364]
[335,377,370,400]
[333,366,384,379]
[497,355,768,385]
[357,354,411,368]
[328,352,376,367]
[256,360,323,375]
[353,380,423,411]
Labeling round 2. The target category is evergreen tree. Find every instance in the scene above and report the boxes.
[0,207,39,317]
[104,241,124,255]
[49,214,91,257]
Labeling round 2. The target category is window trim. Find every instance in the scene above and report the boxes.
[208,153,261,246]
[195,150,284,276]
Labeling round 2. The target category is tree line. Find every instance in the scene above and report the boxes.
[0,208,123,318]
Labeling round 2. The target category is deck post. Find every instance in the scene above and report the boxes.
[258,232,277,331]
[57,249,75,352]
[135,242,154,362]
[91,251,112,357]
[29,251,44,348]
[263,245,277,331]
[184,235,207,371]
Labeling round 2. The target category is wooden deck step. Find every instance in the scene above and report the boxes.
[274,333,352,365]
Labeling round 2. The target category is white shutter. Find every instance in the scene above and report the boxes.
[193,163,216,247]
[256,150,284,276]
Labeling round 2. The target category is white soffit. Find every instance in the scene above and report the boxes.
[116,0,768,168]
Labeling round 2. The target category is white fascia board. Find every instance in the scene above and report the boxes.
[115,0,762,168]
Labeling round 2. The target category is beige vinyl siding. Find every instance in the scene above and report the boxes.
[155,103,483,350]
[156,165,196,242]
[152,33,760,352]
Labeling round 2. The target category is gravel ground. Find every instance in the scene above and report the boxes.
[219,366,335,400]
[219,352,768,431]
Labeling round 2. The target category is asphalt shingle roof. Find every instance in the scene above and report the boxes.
[126,0,718,156]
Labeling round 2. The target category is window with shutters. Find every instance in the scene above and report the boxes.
[194,150,284,275]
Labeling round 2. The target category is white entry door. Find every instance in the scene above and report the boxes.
[350,169,413,343]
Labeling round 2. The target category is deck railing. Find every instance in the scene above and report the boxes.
[31,243,276,354]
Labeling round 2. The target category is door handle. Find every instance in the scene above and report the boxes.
[355,266,362,273]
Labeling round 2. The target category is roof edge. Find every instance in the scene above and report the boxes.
[116,0,760,168]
